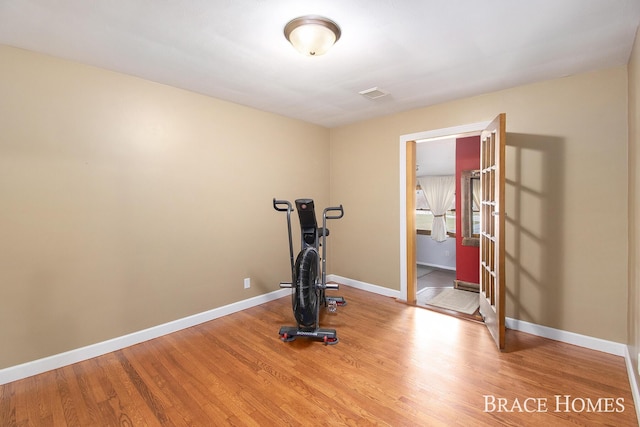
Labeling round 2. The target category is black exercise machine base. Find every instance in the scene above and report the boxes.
[278,326,339,345]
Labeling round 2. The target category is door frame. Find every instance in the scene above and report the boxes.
[398,121,490,302]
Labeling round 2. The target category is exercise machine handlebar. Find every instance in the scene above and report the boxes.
[323,205,344,220]
[273,198,295,277]
[321,204,344,291]
[273,199,292,212]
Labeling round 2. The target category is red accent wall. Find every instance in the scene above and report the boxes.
[455,135,480,284]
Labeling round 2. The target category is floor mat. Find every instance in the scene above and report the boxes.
[422,288,479,315]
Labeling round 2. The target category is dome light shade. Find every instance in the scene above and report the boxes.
[284,16,341,56]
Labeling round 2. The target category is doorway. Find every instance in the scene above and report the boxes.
[413,136,482,321]
[399,115,507,350]
[399,121,490,303]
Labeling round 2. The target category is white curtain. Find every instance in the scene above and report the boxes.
[417,175,455,242]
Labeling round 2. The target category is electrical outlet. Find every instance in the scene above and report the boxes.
[244,277,250,289]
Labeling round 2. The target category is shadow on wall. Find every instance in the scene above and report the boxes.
[505,133,565,326]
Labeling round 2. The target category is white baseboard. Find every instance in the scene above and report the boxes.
[623,346,640,423]
[327,274,402,299]
[0,288,289,385]
[505,317,626,356]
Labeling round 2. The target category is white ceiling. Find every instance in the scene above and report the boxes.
[0,0,639,128]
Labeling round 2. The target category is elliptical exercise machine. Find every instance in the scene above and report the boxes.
[273,198,346,345]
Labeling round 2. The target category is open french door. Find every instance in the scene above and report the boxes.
[479,113,506,350]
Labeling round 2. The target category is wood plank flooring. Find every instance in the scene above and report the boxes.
[1,285,637,426]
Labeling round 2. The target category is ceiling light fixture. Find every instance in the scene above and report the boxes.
[284,15,341,56]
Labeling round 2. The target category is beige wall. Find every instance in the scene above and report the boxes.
[1,42,633,369]
[628,28,640,391]
[0,45,330,368]
[330,66,629,342]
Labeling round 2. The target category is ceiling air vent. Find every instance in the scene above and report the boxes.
[359,87,389,100]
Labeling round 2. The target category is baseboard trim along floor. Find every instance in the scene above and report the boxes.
[0,288,290,385]
[0,274,632,401]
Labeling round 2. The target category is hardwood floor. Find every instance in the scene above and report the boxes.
[1,285,637,426]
